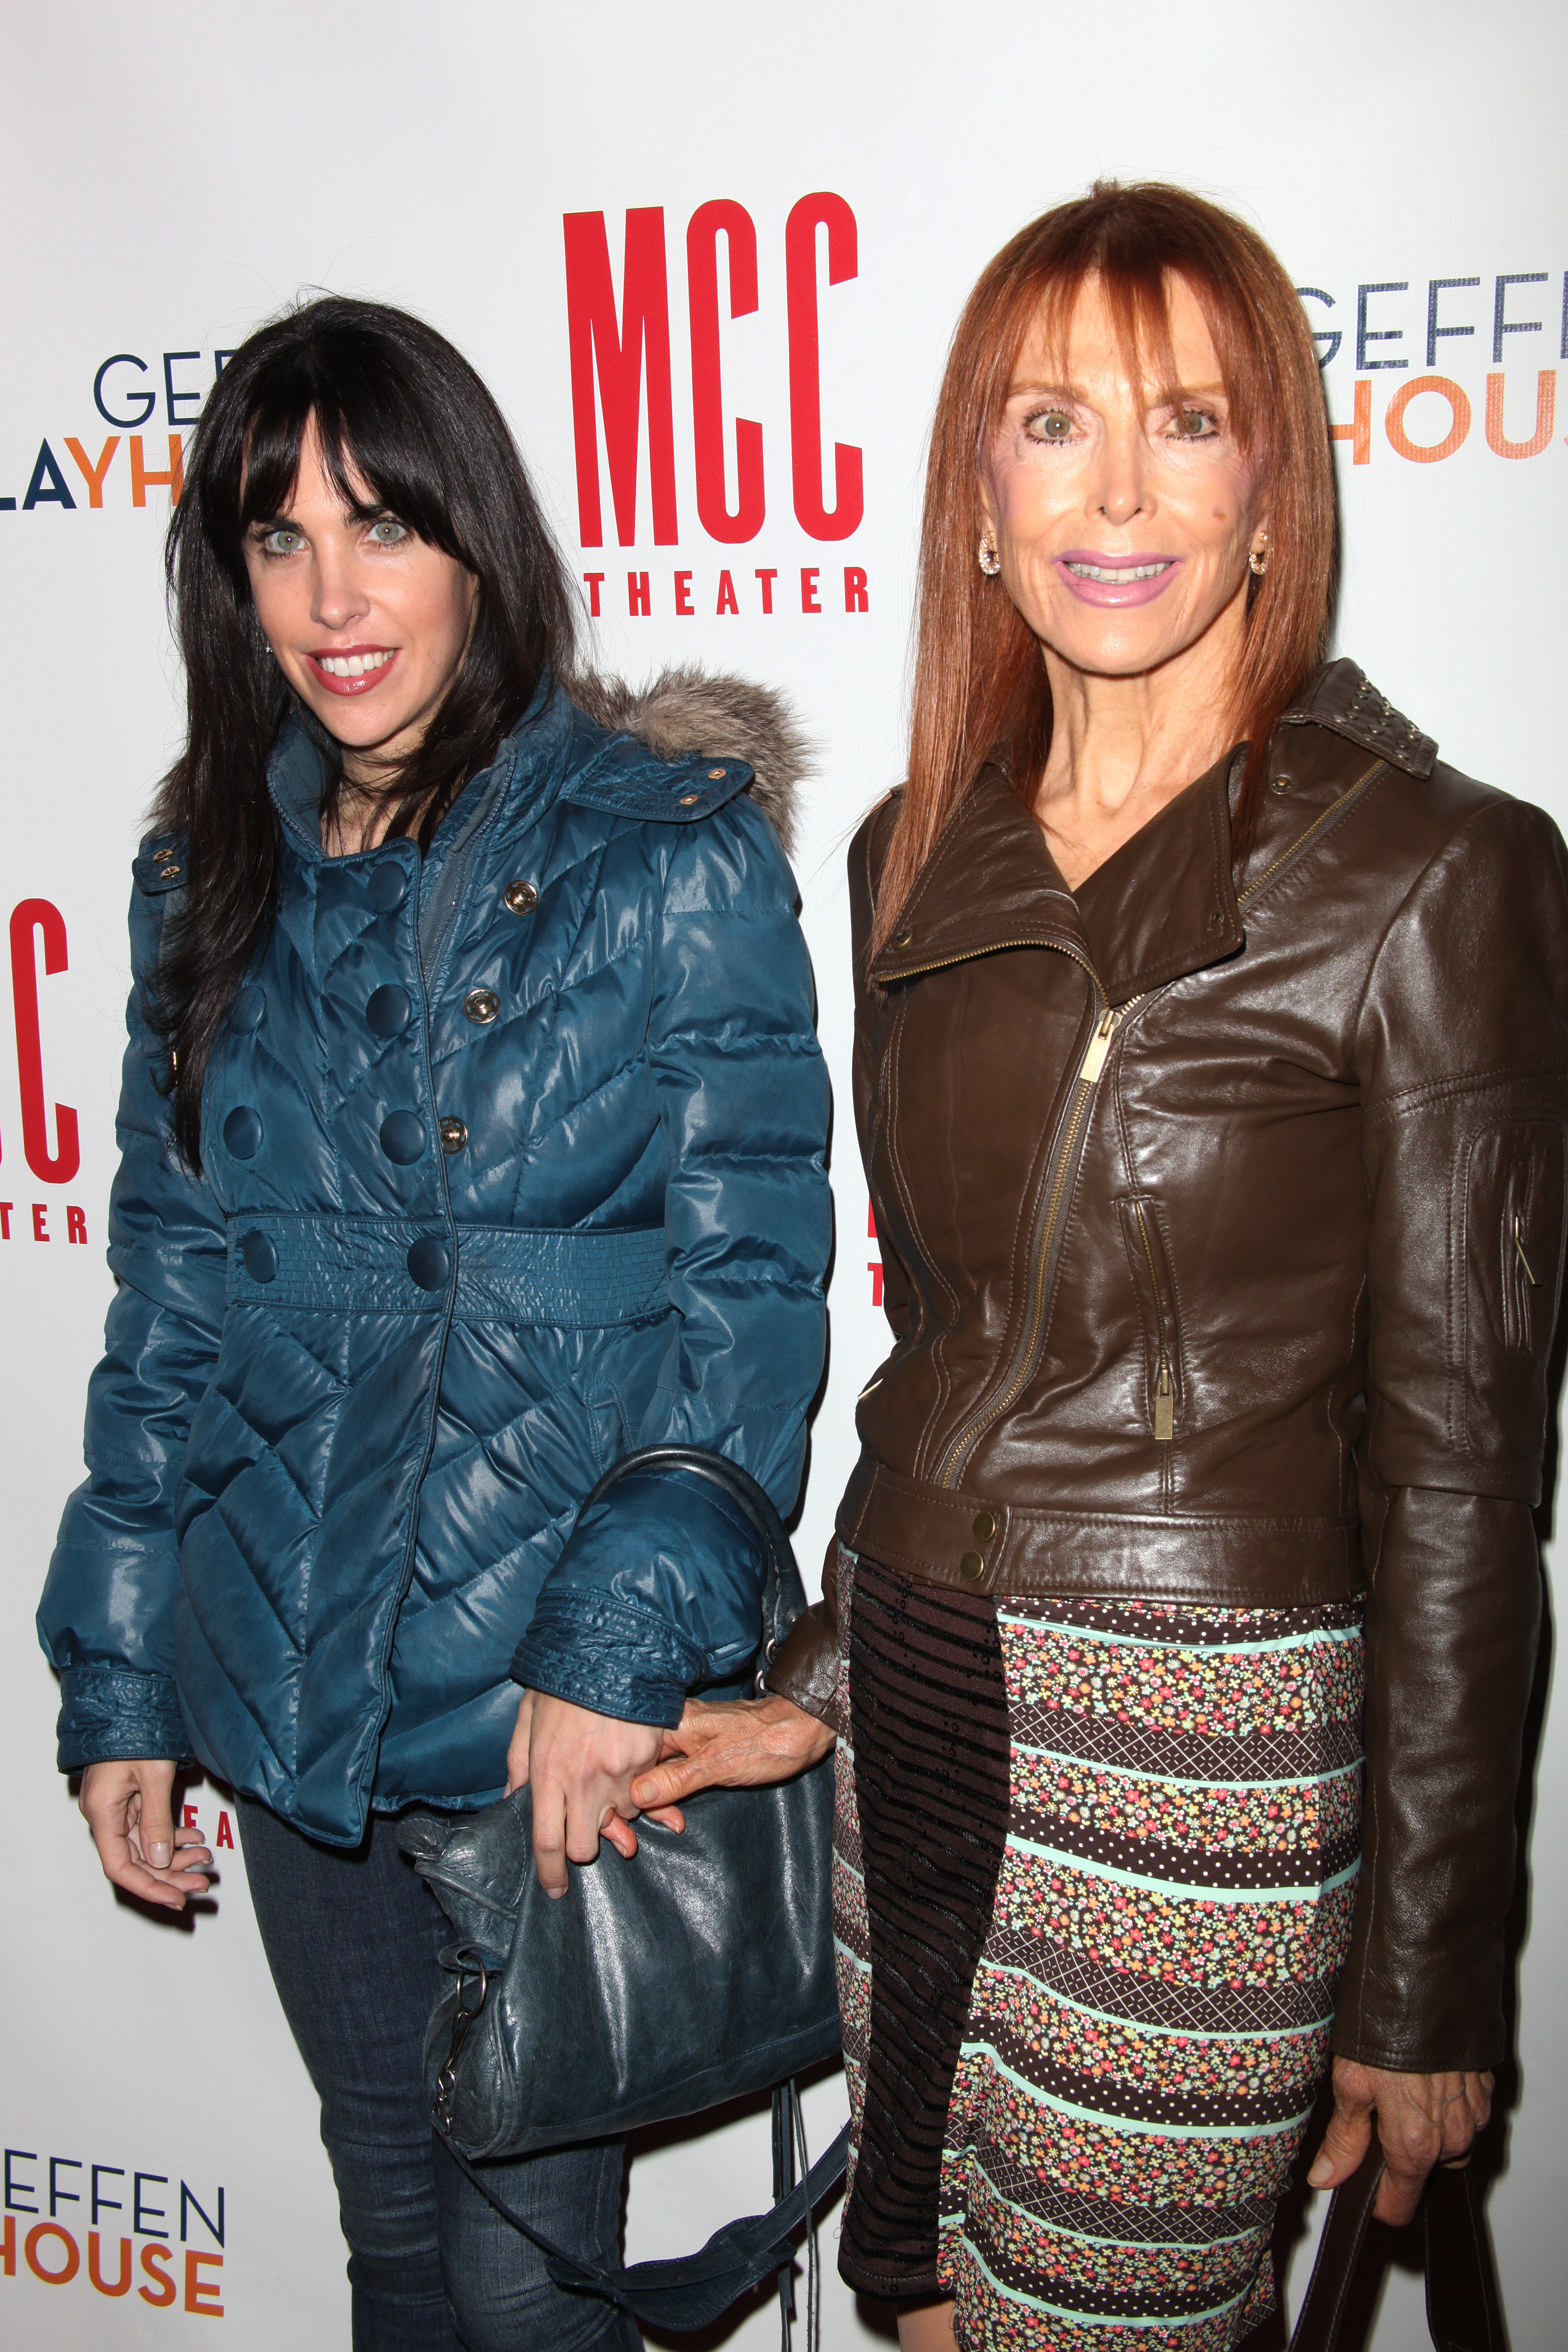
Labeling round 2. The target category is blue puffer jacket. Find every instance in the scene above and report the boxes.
[38,672,831,1845]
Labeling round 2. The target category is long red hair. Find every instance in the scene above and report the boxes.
[871,181,1337,957]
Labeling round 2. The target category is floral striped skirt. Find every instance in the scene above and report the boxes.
[832,1549,1363,2351]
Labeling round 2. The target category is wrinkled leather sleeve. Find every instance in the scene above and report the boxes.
[513,798,831,1723]
[37,869,221,1769]
[1336,794,1568,2069]
[765,1539,841,1725]
[850,802,914,1343]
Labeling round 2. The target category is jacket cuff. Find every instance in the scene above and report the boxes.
[512,1593,706,1728]
[56,1664,194,1772]
[1327,2022,1506,2075]
[764,1601,841,1728]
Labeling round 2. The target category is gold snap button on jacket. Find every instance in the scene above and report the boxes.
[972,1510,997,1543]
[464,989,500,1026]
[891,926,913,949]
[504,880,538,916]
[438,1117,468,1153]
[678,792,700,807]
[160,863,182,879]
[959,1549,985,1581]
[1270,774,1294,795]
[1207,910,1224,931]
[706,767,727,781]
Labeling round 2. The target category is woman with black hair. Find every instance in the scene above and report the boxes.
[38,295,830,2351]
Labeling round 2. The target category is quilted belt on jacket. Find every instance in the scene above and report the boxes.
[224,1213,670,1326]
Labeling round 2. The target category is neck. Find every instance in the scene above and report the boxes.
[324,763,416,858]
[1034,595,1247,888]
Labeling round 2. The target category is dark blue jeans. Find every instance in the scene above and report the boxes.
[238,1798,640,2352]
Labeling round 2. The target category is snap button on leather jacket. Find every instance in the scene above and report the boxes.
[771,659,1568,2072]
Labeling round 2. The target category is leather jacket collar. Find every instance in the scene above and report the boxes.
[870,749,1244,1008]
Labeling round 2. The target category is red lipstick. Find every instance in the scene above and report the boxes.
[306,645,399,697]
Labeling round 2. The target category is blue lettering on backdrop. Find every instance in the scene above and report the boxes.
[1426,277,1480,366]
[22,440,76,510]
[1356,282,1409,369]
[93,351,156,427]
[1295,287,1340,368]
[163,347,203,423]
[1493,271,1547,362]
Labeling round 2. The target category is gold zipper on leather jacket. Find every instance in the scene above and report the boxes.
[936,968,1143,1488]
[1133,1200,1175,1442]
[1237,756,1385,907]
[895,757,1386,1492]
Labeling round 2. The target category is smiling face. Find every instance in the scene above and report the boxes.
[242,419,478,785]
[981,272,1270,691]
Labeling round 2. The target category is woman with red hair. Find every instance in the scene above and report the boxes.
[636,182,1567,2349]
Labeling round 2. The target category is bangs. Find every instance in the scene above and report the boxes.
[989,242,1268,467]
[234,352,472,563]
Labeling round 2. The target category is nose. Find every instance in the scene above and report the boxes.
[1090,415,1149,528]
[310,545,370,635]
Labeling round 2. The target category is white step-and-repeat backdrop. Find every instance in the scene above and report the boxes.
[3,4,1562,2345]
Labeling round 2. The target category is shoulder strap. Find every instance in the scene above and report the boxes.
[442,2115,850,2333]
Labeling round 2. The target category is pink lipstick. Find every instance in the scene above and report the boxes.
[1054,552,1181,608]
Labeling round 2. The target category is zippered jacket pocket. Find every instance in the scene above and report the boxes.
[1119,1197,1185,1451]
[1462,1120,1567,1466]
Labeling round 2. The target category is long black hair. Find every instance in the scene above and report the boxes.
[151,293,578,1167]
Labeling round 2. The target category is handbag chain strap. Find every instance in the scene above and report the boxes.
[581,1443,800,1691]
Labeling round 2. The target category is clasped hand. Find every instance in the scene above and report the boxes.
[508,1688,833,1898]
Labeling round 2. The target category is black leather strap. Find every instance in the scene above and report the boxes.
[1288,2148,1504,2352]
[1288,2145,1385,2351]
[441,2115,851,2332]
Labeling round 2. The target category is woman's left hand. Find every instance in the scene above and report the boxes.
[628,1692,836,1819]
[1307,2058,1493,2224]
[506,1691,677,1898]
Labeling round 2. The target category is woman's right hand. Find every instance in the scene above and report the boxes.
[629,1692,835,1824]
[78,1760,213,1912]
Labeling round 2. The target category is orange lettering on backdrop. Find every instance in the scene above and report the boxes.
[25,2222,80,2284]
[1385,374,1471,462]
[89,2231,133,2295]
[129,434,184,507]
[139,2240,177,2306]
[1485,369,1556,457]
[185,2249,225,2315]
[64,435,120,506]
[1329,378,1372,464]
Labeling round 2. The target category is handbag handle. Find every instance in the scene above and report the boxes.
[581,1443,800,1692]
[1288,2145,1505,2351]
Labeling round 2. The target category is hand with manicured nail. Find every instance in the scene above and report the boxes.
[505,1692,671,1898]
[78,1760,214,1912]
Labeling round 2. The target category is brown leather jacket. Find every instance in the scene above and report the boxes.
[771,660,1568,2073]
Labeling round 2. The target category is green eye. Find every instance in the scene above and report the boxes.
[368,518,409,545]
[1032,410,1075,441]
[262,527,304,555]
[1177,409,1217,438]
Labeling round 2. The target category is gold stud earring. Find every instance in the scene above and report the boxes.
[977,531,1001,577]
[1248,541,1270,577]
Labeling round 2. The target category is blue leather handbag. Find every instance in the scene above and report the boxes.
[398,1445,848,2333]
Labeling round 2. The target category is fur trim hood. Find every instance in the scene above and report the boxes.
[568,666,813,855]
